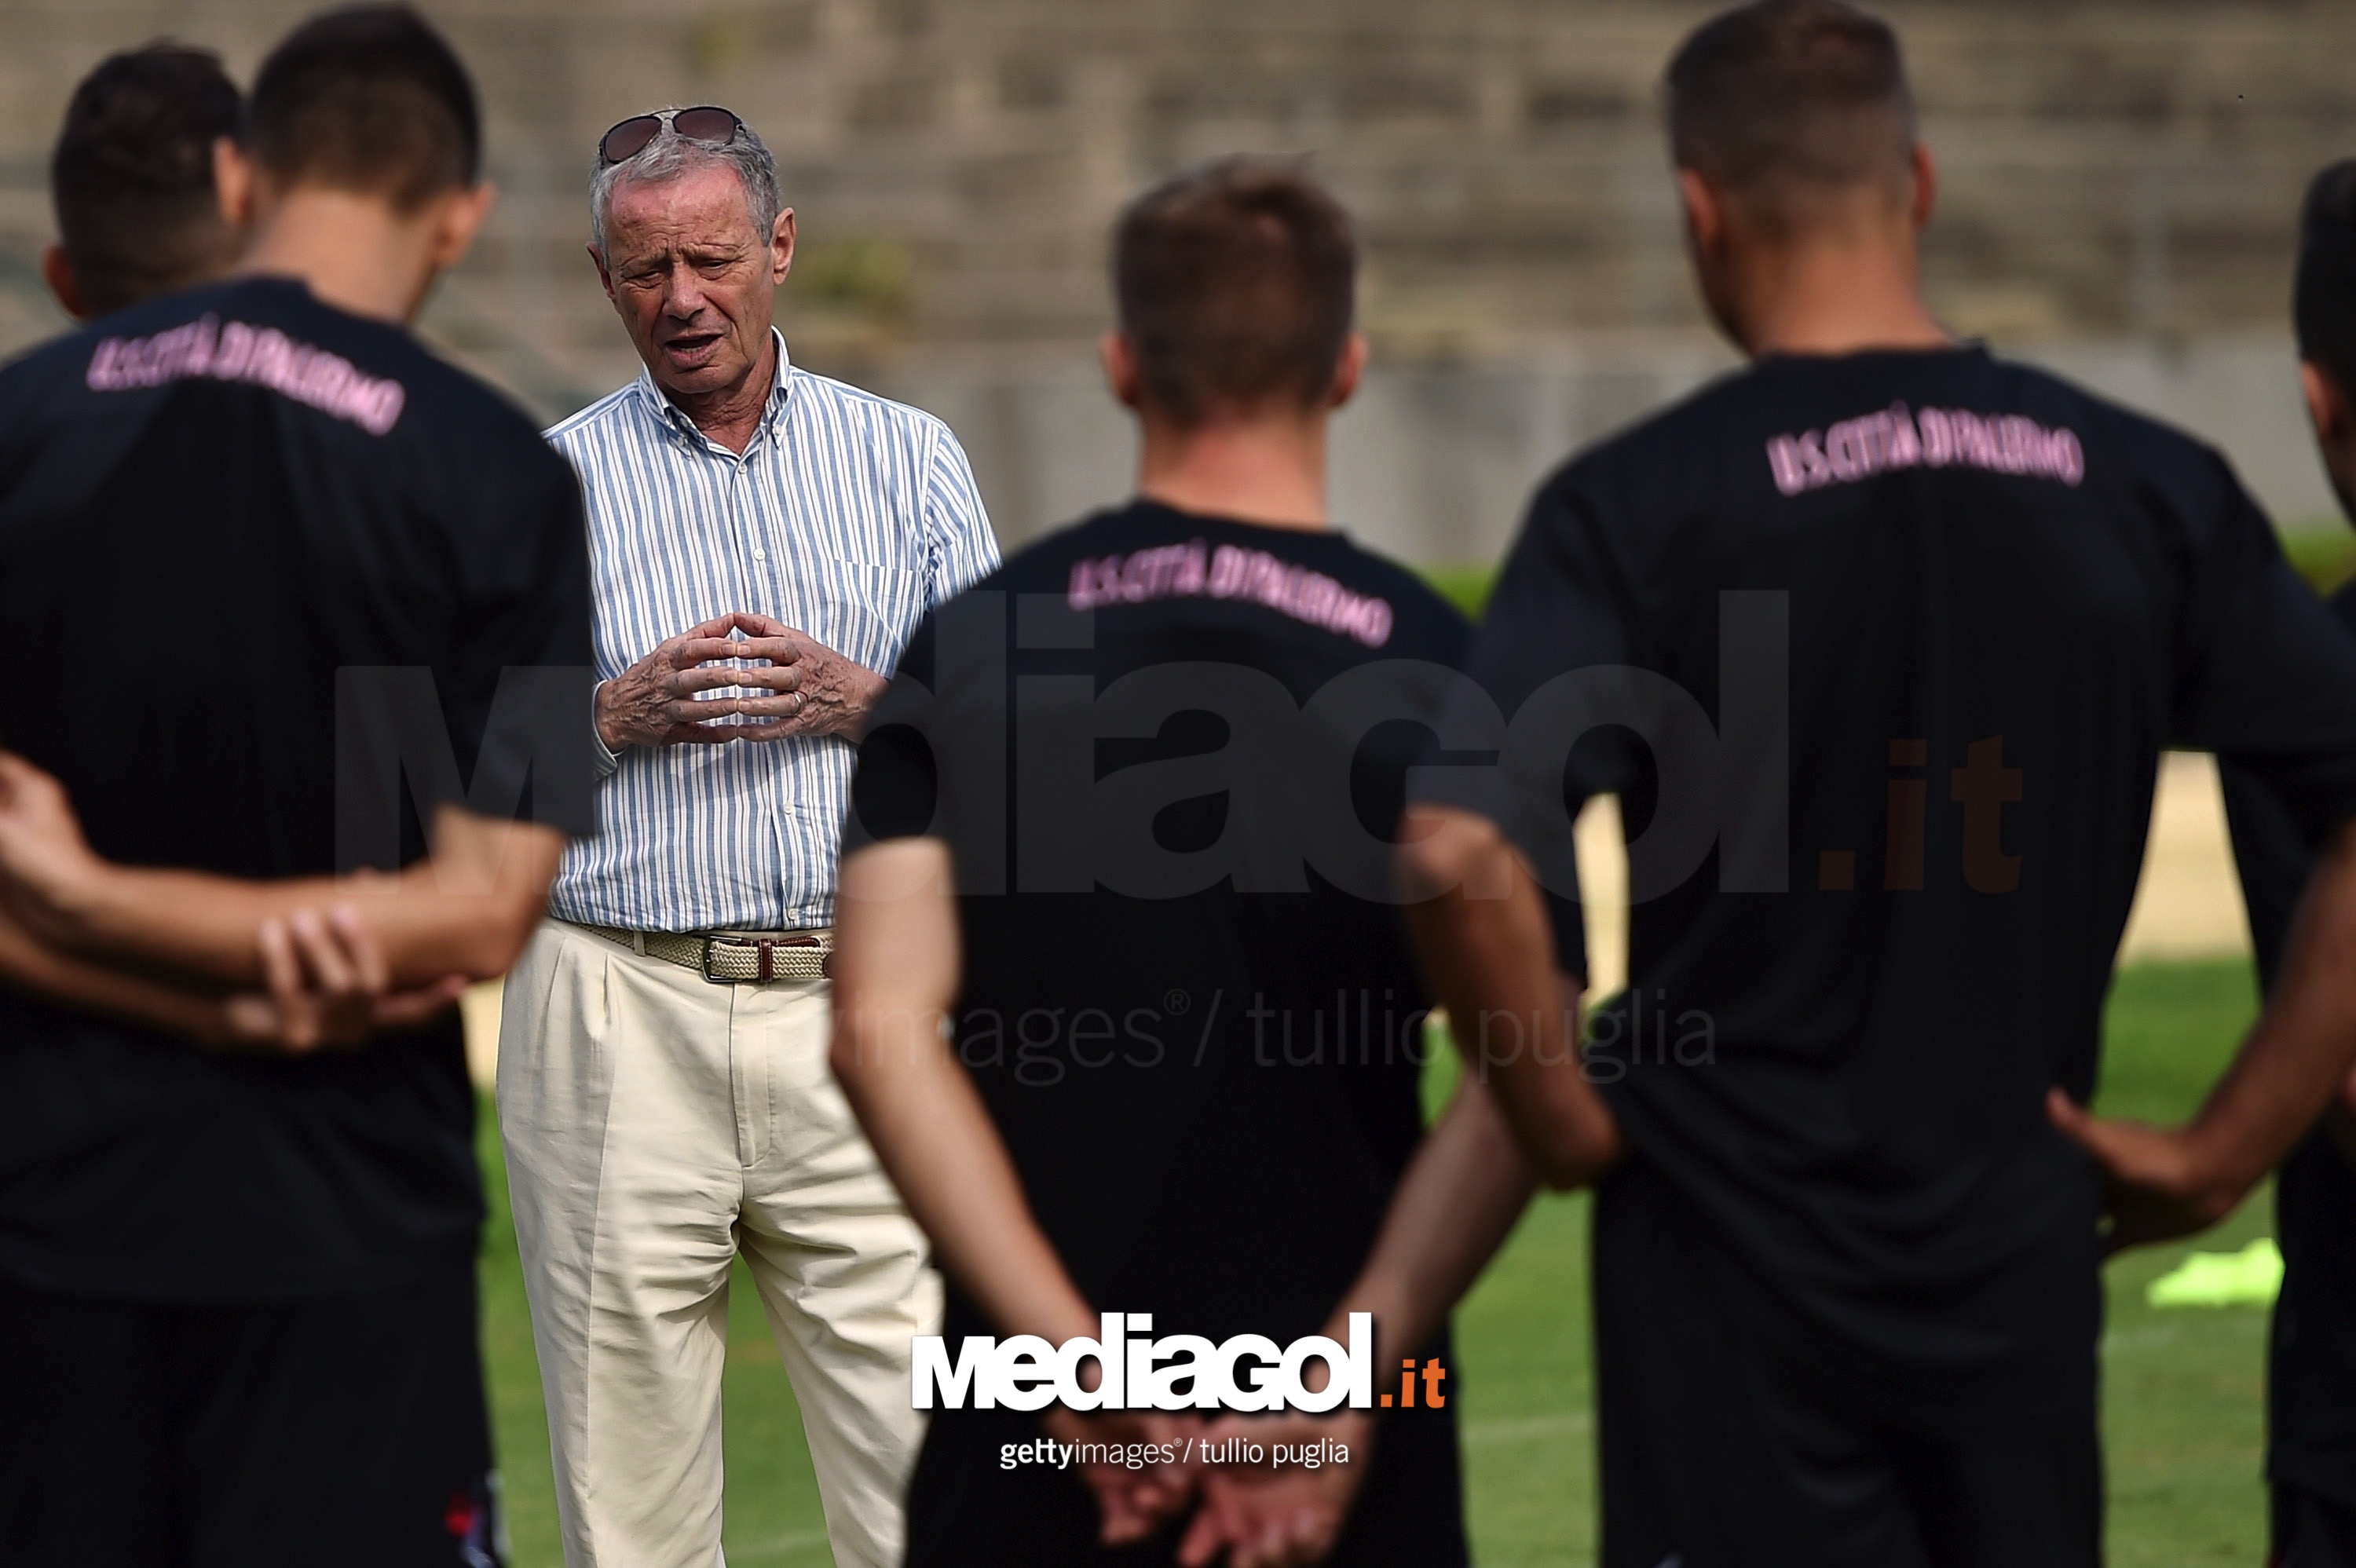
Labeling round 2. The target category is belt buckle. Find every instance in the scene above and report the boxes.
[698,938,735,984]
[701,934,819,984]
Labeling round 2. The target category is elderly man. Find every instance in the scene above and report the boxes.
[497,106,997,1568]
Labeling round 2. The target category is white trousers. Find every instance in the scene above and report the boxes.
[497,919,941,1568]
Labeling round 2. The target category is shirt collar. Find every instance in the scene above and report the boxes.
[632,327,792,450]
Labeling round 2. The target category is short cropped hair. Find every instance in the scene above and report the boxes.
[1665,0,1916,229]
[247,5,480,210]
[51,45,243,316]
[2296,161,2356,397]
[589,116,781,258]
[1112,158,1357,426]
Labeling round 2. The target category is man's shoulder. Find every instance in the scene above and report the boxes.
[1327,533,1469,626]
[364,338,571,502]
[939,511,1107,597]
[0,280,265,420]
[0,279,558,481]
[1528,359,1760,516]
[1996,355,2240,503]
[1541,346,2235,522]
[785,364,957,452]
[0,321,98,415]
[392,351,567,484]
[542,379,646,454]
[2325,569,2356,634]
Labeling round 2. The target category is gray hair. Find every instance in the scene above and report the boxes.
[589,110,781,255]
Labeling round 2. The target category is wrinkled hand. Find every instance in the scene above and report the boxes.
[2047,1087,2239,1253]
[710,612,888,741]
[217,903,468,1054]
[596,612,774,750]
[0,751,104,941]
[1178,1409,1375,1568]
[596,612,885,750]
[1042,1407,1205,1548]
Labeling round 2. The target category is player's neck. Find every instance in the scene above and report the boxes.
[237,188,444,327]
[1725,233,1952,360]
[1135,411,1332,532]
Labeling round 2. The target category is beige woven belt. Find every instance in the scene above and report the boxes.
[573,921,833,984]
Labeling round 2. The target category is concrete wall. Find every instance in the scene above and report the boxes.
[0,0,2348,559]
[5,0,2353,357]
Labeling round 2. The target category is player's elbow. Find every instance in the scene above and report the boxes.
[1512,1091,1627,1193]
[827,981,887,1089]
[827,1014,869,1087]
[1397,804,1509,904]
[1527,1139,1614,1193]
[448,889,548,980]
[422,816,563,978]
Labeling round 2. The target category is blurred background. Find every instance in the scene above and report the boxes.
[4,0,2355,565]
[2,2,2346,1563]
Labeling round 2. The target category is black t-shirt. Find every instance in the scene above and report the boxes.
[0,277,594,1303]
[1423,345,2356,1372]
[2219,579,2356,1510]
[851,502,1513,1558]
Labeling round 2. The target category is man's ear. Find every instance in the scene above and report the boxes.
[1101,331,1143,411]
[589,241,618,305]
[1907,143,1939,229]
[2302,360,2348,446]
[771,207,797,287]
[1327,331,1370,411]
[39,244,85,320]
[212,137,254,232]
[427,182,499,272]
[1677,167,1726,260]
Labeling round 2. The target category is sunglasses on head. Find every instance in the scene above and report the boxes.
[598,106,746,168]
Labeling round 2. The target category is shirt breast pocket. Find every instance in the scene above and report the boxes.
[806,558,925,673]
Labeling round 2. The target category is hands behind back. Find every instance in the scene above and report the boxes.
[218,900,469,1054]
[1041,1402,1377,1568]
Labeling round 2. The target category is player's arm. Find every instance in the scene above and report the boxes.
[1174,1011,1542,1568]
[0,888,470,1052]
[1397,802,1625,1188]
[827,835,1100,1347]
[2053,819,2356,1247]
[1180,804,1590,1568]
[0,891,239,1041]
[1325,1069,1538,1360]
[830,837,1194,1546]
[0,751,558,989]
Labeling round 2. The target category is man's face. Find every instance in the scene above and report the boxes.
[594,160,792,401]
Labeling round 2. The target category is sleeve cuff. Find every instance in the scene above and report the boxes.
[591,681,620,780]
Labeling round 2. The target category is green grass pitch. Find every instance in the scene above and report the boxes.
[474,955,2277,1565]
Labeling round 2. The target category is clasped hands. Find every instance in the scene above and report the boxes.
[1043,1405,1377,1568]
[595,611,886,751]
[0,751,463,1054]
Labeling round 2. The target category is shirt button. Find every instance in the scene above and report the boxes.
[752,547,767,561]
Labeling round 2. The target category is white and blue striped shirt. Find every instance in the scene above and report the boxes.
[544,331,998,932]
